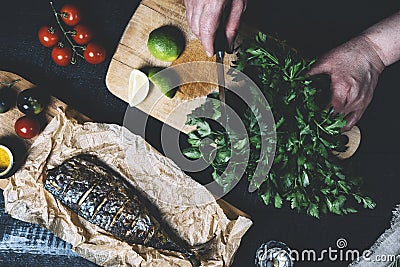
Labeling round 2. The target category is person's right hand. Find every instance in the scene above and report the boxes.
[184,0,248,57]
[308,35,385,131]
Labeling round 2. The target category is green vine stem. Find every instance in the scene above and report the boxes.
[49,1,85,64]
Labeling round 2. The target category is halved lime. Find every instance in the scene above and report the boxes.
[148,67,178,98]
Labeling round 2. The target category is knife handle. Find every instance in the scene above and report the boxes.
[214,12,228,53]
[214,26,227,53]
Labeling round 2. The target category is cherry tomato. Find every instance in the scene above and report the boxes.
[72,25,93,45]
[38,26,60,48]
[14,116,41,139]
[51,46,72,67]
[84,43,106,64]
[60,4,81,27]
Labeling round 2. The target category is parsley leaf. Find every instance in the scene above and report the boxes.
[183,32,375,217]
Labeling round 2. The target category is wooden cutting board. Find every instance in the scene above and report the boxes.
[0,71,90,190]
[105,0,361,158]
[0,71,247,220]
[105,0,240,134]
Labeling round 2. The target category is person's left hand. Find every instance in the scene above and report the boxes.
[184,0,248,57]
[308,35,385,132]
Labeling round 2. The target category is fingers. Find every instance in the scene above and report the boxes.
[329,79,350,114]
[309,66,362,131]
[185,0,202,37]
[190,6,202,37]
[342,110,363,132]
[185,0,247,57]
[307,36,382,132]
[184,0,193,31]
[225,0,246,52]
[307,59,331,76]
[199,3,224,57]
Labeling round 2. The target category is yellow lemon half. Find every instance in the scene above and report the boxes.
[0,145,13,177]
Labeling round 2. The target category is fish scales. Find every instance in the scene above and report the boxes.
[44,154,191,257]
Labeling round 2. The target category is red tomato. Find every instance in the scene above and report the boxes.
[14,116,41,139]
[51,46,72,67]
[72,25,93,45]
[60,4,81,26]
[84,43,106,64]
[38,26,60,48]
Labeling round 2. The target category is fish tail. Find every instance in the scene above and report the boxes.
[185,234,217,266]
[185,252,201,267]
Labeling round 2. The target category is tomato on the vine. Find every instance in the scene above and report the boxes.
[72,25,93,45]
[51,46,72,66]
[14,116,41,139]
[60,4,81,27]
[38,26,60,48]
[84,43,106,64]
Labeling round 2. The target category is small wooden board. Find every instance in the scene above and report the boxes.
[0,71,90,190]
[0,71,248,220]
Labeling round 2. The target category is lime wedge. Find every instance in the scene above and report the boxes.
[148,67,178,98]
[128,69,150,107]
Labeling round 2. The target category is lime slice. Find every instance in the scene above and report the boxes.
[128,69,150,107]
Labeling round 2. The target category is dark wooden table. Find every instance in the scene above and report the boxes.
[1,0,400,266]
[0,193,97,267]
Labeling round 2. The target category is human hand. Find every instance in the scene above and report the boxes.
[309,35,385,132]
[184,0,247,57]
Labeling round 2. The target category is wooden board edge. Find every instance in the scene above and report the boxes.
[1,71,249,220]
[333,126,361,159]
[0,179,8,190]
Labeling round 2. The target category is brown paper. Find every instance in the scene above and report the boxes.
[3,111,252,266]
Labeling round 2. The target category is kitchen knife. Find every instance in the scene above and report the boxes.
[214,22,227,122]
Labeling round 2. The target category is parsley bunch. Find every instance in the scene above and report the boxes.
[183,32,375,217]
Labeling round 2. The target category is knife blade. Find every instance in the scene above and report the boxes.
[216,50,225,104]
[214,23,227,120]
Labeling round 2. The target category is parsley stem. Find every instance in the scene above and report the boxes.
[314,120,330,135]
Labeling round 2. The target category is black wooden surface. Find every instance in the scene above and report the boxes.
[0,193,98,267]
[1,0,400,266]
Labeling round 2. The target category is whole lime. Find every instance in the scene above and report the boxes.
[147,26,185,62]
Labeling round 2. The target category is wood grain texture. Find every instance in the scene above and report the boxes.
[0,71,247,220]
[0,71,248,265]
[106,0,238,134]
[334,126,361,159]
[171,40,232,100]
[0,71,90,190]
[104,0,363,158]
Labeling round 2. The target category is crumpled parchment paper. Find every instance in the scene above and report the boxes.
[3,111,252,267]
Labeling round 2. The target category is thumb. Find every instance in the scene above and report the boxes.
[307,60,330,76]
[225,0,245,52]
